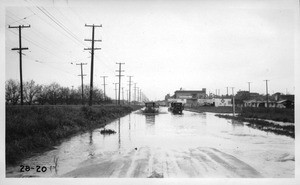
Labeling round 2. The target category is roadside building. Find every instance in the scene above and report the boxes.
[174,88,206,107]
[214,98,232,107]
[276,100,294,109]
[198,98,232,107]
[197,99,214,106]
[244,100,277,108]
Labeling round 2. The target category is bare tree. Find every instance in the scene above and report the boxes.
[5,79,20,105]
[23,80,42,105]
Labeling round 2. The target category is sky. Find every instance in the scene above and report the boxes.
[2,0,298,101]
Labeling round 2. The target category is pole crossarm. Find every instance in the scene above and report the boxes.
[84,48,101,50]
[85,24,102,27]
[9,25,30,28]
[84,39,102,42]
[11,47,28,50]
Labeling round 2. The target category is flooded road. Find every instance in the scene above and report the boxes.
[6,107,294,178]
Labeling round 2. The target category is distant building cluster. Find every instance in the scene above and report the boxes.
[164,88,294,109]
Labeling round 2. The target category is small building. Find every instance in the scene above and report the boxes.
[214,98,232,107]
[174,88,206,107]
[244,100,277,108]
[197,99,214,106]
[276,99,294,109]
[197,98,232,107]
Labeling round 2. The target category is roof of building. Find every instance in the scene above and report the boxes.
[277,99,294,104]
[175,90,205,93]
[244,100,276,103]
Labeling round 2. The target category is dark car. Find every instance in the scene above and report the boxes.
[170,102,184,114]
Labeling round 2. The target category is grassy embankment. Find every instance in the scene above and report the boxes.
[185,106,241,113]
[6,105,142,165]
[216,107,294,138]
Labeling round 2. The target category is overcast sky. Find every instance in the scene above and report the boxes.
[3,0,298,100]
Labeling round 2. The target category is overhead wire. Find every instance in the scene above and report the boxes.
[6,11,76,62]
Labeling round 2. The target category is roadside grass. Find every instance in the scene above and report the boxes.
[6,105,142,165]
[216,114,294,138]
[240,107,294,123]
[185,106,241,113]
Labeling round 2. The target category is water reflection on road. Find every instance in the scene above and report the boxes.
[6,107,294,178]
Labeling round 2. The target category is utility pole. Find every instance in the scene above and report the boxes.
[127,76,133,105]
[84,24,102,106]
[231,87,235,116]
[134,83,137,104]
[264,80,269,108]
[226,87,229,97]
[116,63,125,105]
[136,87,139,103]
[9,24,30,105]
[100,76,108,101]
[126,90,129,102]
[113,83,118,104]
[139,89,142,102]
[76,63,87,105]
[122,87,124,104]
[247,82,252,93]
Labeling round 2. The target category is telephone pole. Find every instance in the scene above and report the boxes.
[100,76,108,101]
[113,83,118,104]
[116,63,125,105]
[134,83,137,104]
[9,24,30,105]
[139,89,142,102]
[231,87,235,116]
[264,80,269,108]
[226,87,229,97]
[84,24,102,106]
[76,63,87,105]
[122,87,124,104]
[247,82,252,93]
[136,87,139,103]
[127,76,133,105]
[126,90,129,102]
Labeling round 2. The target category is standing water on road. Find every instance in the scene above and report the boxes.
[6,107,294,177]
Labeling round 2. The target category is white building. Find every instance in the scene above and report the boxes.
[197,98,232,107]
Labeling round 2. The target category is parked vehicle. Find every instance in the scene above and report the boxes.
[169,102,184,114]
[143,102,159,113]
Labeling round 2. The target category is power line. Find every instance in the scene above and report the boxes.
[37,7,87,48]
[7,28,68,62]
[6,10,81,61]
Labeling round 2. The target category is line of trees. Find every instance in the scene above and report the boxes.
[5,79,112,105]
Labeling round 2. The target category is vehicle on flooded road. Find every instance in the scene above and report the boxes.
[169,102,184,114]
[143,102,159,113]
